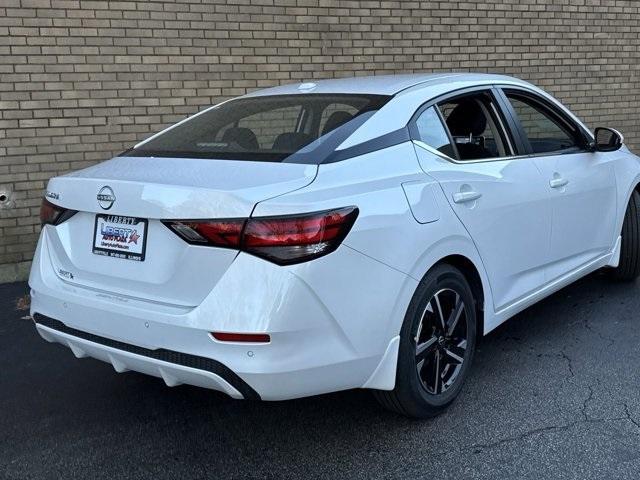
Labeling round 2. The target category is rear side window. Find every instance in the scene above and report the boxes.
[413,91,512,161]
[414,107,456,158]
[438,93,511,161]
[125,94,390,164]
[504,92,582,154]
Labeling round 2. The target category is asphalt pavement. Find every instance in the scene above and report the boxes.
[2,273,640,479]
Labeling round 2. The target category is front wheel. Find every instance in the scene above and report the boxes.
[374,264,477,418]
[610,190,640,282]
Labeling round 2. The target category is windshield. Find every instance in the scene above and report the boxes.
[123,94,391,164]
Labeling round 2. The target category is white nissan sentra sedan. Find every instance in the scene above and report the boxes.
[30,73,640,418]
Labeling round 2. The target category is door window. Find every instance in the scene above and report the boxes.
[414,107,456,158]
[505,92,580,154]
[437,93,511,161]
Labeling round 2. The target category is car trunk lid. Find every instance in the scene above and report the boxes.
[43,156,317,307]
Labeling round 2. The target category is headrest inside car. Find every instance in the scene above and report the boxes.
[321,111,354,136]
[446,100,487,137]
[222,127,259,150]
[272,132,313,151]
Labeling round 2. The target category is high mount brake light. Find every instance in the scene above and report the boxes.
[40,198,77,227]
[163,206,358,265]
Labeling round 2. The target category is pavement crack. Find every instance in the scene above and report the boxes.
[467,412,630,454]
[622,403,640,432]
[468,422,578,453]
[580,385,594,421]
[582,316,615,347]
[467,384,621,455]
[560,349,575,377]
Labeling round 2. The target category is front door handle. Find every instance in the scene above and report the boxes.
[452,191,482,204]
[549,177,569,189]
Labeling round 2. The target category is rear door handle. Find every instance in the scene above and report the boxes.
[452,191,482,204]
[549,177,569,189]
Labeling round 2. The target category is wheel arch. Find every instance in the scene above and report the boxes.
[364,244,494,392]
[432,254,486,338]
[614,171,640,236]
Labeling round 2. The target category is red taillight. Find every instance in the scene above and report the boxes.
[163,206,358,265]
[40,198,76,227]
[211,332,271,343]
[243,207,358,265]
[165,219,245,248]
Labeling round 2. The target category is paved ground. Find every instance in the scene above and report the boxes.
[2,273,640,480]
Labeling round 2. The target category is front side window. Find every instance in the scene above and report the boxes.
[125,94,390,164]
[505,92,581,154]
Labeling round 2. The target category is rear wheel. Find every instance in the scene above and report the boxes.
[374,264,477,418]
[610,190,640,281]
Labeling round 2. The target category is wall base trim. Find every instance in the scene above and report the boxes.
[0,261,31,284]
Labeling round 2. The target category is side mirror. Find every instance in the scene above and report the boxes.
[594,127,623,152]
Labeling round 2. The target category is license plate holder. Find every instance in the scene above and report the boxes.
[93,214,148,262]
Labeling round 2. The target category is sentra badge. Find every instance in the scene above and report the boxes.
[57,268,74,280]
[97,186,116,210]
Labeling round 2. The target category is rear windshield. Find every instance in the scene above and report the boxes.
[123,94,390,164]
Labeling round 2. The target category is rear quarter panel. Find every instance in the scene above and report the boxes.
[253,142,496,338]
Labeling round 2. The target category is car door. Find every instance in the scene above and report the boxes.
[499,89,618,281]
[410,88,552,313]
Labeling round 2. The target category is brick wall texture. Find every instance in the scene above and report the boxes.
[1,0,640,280]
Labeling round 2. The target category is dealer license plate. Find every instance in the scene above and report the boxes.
[93,214,148,261]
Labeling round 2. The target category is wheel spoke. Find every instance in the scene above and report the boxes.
[443,347,464,365]
[414,288,470,396]
[433,292,446,331]
[446,294,464,337]
[433,351,441,394]
[416,335,438,362]
[414,302,431,343]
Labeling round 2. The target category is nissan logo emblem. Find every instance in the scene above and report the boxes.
[97,186,116,210]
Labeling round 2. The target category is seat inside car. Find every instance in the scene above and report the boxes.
[272,132,313,151]
[445,100,492,160]
[321,111,354,136]
[222,127,259,151]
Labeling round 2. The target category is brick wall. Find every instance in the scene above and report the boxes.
[1,0,640,282]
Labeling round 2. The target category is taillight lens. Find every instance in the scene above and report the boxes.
[243,207,358,265]
[40,198,76,227]
[164,219,245,248]
[163,206,358,265]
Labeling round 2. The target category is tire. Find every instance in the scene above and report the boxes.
[610,190,640,282]
[374,264,477,419]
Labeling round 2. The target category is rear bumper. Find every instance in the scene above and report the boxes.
[34,313,258,400]
[29,230,416,400]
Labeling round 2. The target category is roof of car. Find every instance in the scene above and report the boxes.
[244,73,532,97]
